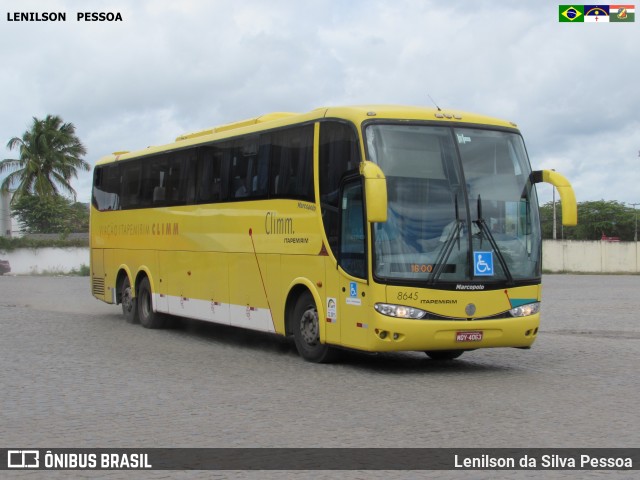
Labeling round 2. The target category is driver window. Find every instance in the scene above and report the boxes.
[340,180,366,279]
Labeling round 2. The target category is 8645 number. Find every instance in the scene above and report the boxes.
[397,291,419,301]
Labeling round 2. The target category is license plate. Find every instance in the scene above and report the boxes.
[456,331,483,342]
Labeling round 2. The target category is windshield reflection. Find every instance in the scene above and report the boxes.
[367,124,541,285]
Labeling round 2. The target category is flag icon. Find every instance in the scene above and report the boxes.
[584,5,610,22]
[610,4,635,21]
[559,5,584,21]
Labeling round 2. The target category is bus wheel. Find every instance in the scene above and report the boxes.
[292,291,336,363]
[425,350,464,360]
[138,277,166,329]
[121,276,138,324]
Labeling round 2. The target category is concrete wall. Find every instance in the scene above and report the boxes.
[2,242,639,275]
[0,248,89,275]
[543,240,640,273]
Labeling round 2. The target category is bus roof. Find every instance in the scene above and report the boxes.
[95,105,519,165]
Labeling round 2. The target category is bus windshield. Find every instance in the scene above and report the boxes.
[367,124,541,285]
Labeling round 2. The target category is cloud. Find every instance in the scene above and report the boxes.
[1,0,639,205]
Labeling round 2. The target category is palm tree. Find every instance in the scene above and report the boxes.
[0,114,89,201]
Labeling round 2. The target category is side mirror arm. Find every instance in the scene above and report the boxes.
[531,170,577,226]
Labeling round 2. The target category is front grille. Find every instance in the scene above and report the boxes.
[423,311,510,321]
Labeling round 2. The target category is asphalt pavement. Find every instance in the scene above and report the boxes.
[1,274,638,479]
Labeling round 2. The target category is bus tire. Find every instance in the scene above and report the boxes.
[121,276,138,324]
[137,277,167,329]
[292,291,336,363]
[425,350,464,360]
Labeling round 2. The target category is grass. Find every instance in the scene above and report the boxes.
[28,264,90,276]
[0,236,89,252]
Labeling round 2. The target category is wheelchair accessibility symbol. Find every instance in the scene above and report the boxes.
[474,251,494,276]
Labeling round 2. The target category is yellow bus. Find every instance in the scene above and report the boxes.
[90,105,577,362]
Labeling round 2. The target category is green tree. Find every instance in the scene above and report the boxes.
[11,194,89,234]
[539,201,557,240]
[540,200,635,241]
[0,115,89,201]
[65,201,90,232]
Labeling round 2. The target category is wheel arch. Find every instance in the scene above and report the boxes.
[134,267,153,290]
[284,278,324,338]
[115,266,156,305]
[134,267,157,309]
[115,266,133,304]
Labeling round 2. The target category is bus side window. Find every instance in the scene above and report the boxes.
[196,147,213,203]
[120,162,141,209]
[228,138,255,200]
[183,151,198,204]
[196,146,228,203]
[270,125,313,201]
[166,154,185,203]
[92,164,121,211]
[253,136,270,196]
[139,155,169,206]
[232,155,248,199]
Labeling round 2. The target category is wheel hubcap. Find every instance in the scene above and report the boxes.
[123,287,133,312]
[300,307,319,346]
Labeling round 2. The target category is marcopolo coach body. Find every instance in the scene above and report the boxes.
[90,105,577,362]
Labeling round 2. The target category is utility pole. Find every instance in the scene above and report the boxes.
[552,170,557,240]
[0,190,12,237]
[632,201,639,275]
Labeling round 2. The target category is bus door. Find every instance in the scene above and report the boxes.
[338,178,371,348]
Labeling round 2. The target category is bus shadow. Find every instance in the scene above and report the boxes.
[165,316,510,374]
[174,316,297,357]
[336,349,511,374]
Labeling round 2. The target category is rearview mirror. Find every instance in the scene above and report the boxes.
[360,161,387,223]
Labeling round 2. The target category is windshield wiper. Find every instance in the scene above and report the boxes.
[474,195,514,285]
[429,195,462,285]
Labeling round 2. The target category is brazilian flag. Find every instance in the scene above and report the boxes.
[559,5,584,22]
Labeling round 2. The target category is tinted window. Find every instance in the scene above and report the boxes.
[120,162,141,209]
[196,146,228,203]
[340,180,366,278]
[93,164,121,211]
[319,121,360,254]
[167,151,190,204]
[139,156,170,206]
[229,136,266,200]
[93,123,317,210]
[270,125,314,201]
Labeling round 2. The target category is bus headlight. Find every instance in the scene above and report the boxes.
[509,302,540,317]
[374,303,427,319]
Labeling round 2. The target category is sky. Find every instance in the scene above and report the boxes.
[1,0,639,207]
